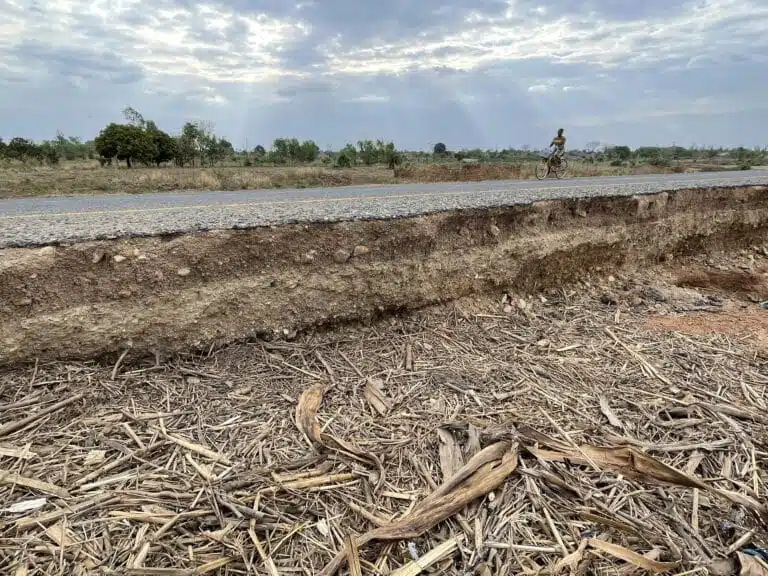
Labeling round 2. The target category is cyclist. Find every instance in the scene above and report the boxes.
[548,128,566,167]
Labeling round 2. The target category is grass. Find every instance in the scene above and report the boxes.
[0,158,727,199]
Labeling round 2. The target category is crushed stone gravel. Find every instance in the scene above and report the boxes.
[1,172,767,248]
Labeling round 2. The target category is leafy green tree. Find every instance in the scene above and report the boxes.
[380,141,401,169]
[174,122,201,167]
[38,141,61,165]
[271,138,289,163]
[357,139,377,165]
[335,152,352,168]
[94,123,154,167]
[0,138,6,159]
[299,140,319,162]
[6,137,37,163]
[338,144,357,166]
[218,138,234,161]
[433,142,447,155]
[147,125,176,166]
[612,146,631,161]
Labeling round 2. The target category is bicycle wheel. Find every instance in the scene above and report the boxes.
[554,157,569,179]
[535,159,550,180]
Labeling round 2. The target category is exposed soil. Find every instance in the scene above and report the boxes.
[1,185,767,366]
[649,307,768,350]
[0,268,766,575]
[646,264,768,349]
[1,187,767,575]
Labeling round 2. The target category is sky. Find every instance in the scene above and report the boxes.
[1,0,767,151]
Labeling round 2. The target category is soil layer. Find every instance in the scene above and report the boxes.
[1,185,767,366]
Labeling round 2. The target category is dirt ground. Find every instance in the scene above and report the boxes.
[2,185,768,366]
[0,258,766,575]
[0,186,767,575]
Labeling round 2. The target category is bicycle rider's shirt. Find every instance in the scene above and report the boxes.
[551,136,566,151]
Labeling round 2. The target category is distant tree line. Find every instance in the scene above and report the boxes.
[1,112,765,170]
[92,107,235,168]
[0,133,94,165]
[428,142,765,169]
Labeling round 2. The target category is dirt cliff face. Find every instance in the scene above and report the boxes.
[1,185,767,366]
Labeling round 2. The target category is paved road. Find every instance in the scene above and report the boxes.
[1,170,767,248]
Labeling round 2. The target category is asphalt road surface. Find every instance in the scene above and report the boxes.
[1,170,767,248]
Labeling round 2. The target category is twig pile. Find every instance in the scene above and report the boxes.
[1,286,766,575]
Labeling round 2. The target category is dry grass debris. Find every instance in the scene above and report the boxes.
[0,160,677,198]
[0,281,766,575]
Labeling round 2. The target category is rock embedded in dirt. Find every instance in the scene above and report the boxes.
[641,286,667,302]
[333,249,350,263]
[301,250,317,264]
[92,251,105,264]
[353,245,370,257]
[38,246,55,256]
[600,292,619,305]
[489,224,501,237]
[177,268,191,277]
[113,255,127,263]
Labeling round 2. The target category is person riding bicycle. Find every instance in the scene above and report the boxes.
[548,128,566,166]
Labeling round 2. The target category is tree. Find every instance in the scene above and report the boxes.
[94,123,154,167]
[253,145,266,158]
[610,146,631,162]
[433,142,447,155]
[6,137,37,163]
[147,125,176,166]
[357,140,377,165]
[299,140,319,162]
[38,141,61,165]
[122,106,146,129]
[174,122,201,167]
[335,151,352,168]
[0,138,6,159]
[338,144,357,166]
[380,141,401,169]
[271,138,289,163]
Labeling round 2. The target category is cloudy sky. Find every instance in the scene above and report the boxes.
[1,0,767,150]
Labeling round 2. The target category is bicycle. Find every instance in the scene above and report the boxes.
[535,152,569,180]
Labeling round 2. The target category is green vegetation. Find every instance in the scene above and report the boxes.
[0,106,766,198]
[1,106,766,171]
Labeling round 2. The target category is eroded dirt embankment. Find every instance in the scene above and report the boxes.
[1,185,767,366]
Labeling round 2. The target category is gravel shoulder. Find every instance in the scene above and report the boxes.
[1,171,767,248]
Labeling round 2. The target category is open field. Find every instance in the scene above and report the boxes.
[0,158,747,198]
[1,236,767,575]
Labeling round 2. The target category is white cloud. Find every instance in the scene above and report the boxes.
[0,0,309,90]
[322,0,768,75]
[0,0,766,147]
